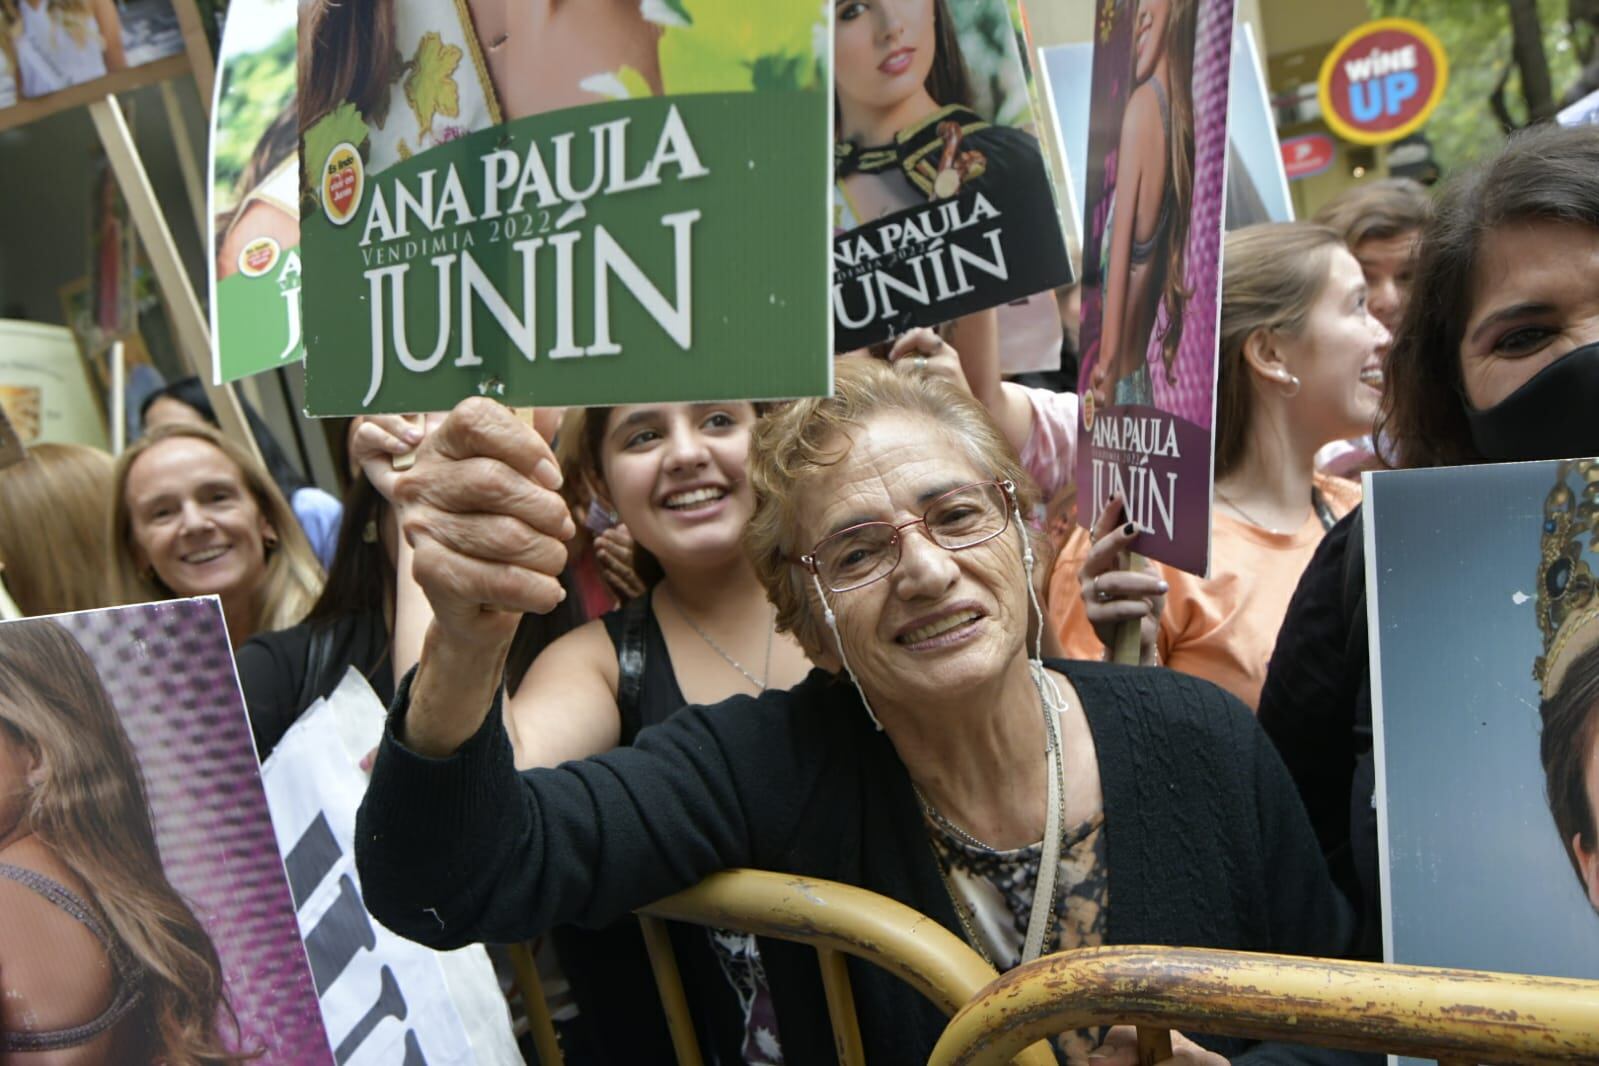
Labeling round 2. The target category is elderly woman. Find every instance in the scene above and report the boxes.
[356,361,1366,1065]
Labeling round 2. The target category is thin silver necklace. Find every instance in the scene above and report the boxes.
[1216,489,1296,534]
[660,586,775,692]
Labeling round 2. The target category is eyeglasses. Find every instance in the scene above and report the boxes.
[799,480,1017,593]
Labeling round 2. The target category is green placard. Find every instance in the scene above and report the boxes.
[209,0,303,384]
[298,4,830,415]
[215,246,302,380]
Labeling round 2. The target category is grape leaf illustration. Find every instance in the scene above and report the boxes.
[657,0,822,95]
[405,31,462,137]
[302,102,370,207]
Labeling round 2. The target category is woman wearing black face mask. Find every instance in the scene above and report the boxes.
[1257,122,1599,957]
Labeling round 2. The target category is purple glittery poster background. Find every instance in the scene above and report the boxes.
[55,599,330,1062]
[1074,0,1233,577]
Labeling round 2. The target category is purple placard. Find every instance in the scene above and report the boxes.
[1074,0,1234,577]
[45,599,331,1062]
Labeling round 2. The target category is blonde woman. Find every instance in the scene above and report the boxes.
[111,423,322,647]
[6,0,125,98]
[1089,0,1198,407]
[0,619,252,1063]
[0,443,115,616]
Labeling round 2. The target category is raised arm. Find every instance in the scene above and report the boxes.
[941,310,1040,459]
[379,397,572,752]
[358,674,770,949]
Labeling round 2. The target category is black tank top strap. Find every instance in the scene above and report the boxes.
[599,588,689,744]
[601,592,652,743]
[0,862,147,1053]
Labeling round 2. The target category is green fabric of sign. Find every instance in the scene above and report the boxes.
[217,251,304,382]
[301,91,828,415]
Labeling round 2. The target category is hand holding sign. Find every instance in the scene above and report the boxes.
[392,398,574,648]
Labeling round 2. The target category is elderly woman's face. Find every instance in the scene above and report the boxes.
[798,412,1027,701]
[1460,221,1599,410]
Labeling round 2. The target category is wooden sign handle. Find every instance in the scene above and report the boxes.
[1111,551,1148,665]
[1137,1026,1174,1065]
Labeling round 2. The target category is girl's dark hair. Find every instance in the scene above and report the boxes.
[139,377,309,501]
[1540,644,1599,891]
[303,476,388,626]
[216,105,298,243]
[926,0,975,112]
[1377,124,1599,469]
[299,0,397,135]
[575,407,665,589]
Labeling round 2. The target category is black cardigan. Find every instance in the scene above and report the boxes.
[357,660,1372,1066]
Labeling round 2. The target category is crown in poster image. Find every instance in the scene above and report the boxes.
[1535,458,1599,697]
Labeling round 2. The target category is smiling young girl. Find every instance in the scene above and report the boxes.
[110,423,322,648]
[503,401,810,1062]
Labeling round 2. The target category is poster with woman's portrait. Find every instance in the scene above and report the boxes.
[0,0,184,112]
[0,600,331,1062]
[1074,0,1235,578]
[298,0,831,415]
[208,0,300,384]
[1367,461,1599,1066]
[831,0,1073,353]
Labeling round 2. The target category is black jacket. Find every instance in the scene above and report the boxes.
[358,660,1373,1065]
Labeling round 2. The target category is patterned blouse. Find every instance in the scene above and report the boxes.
[927,811,1109,1065]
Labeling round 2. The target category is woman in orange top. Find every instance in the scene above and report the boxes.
[1049,222,1389,709]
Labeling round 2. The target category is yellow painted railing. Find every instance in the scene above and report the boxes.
[928,945,1599,1066]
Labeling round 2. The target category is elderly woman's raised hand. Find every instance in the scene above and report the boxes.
[1078,495,1165,666]
[390,398,574,650]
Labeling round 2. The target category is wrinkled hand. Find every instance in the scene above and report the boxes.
[594,523,647,602]
[1078,495,1165,665]
[1090,1027,1228,1066]
[884,326,971,394]
[391,398,574,649]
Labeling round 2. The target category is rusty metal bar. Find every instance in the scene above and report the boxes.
[640,870,1055,1065]
[816,946,867,1066]
[638,914,706,1066]
[928,946,1599,1066]
[505,942,564,1066]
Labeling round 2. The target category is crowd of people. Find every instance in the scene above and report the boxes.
[3,88,1599,1065]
